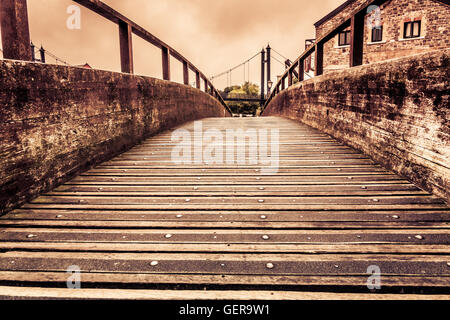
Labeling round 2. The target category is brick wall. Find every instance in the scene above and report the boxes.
[0,60,229,214]
[315,0,362,38]
[363,0,450,64]
[316,0,450,73]
[263,49,449,201]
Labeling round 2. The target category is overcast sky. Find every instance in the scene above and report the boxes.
[5,0,344,89]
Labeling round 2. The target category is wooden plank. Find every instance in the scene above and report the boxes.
[1,116,448,299]
[1,286,448,300]
[0,242,449,254]
[1,220,448,229]
[1,228,448,244]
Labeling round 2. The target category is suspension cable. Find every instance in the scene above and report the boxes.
[210,50,261,80]
[271,48,289,61]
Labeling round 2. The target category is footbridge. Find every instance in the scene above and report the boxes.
[0,0,448,300]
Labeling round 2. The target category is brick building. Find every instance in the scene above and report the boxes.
[314,0,450,73]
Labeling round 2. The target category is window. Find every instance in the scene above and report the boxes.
[404,21,421,39]
[371,26,383,42]
[338,30,351,46]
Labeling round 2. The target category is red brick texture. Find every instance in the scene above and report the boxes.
[263,49,449,201]
[316,0,450,73]
[0,60,230,214]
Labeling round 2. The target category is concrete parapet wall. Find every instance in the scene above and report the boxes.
[0,60,229,214]
[264,49,449,201]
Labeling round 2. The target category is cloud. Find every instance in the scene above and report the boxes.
[18,0,344,89]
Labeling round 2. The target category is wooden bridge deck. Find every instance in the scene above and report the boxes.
[0,117,449,300]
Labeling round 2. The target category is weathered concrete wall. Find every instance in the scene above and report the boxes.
[264,49,449,201]
[0,60,229,214]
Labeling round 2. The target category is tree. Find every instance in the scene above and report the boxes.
[220,82,261,116]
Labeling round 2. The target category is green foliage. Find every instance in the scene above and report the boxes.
[220,82,262,116]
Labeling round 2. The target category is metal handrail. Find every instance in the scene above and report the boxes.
[73,0,230,113]
[263,0,384,110]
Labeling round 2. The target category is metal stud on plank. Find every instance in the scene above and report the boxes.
[266,263,274,269]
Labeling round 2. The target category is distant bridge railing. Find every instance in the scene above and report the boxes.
[221,93,265,104]
[0,0,231,113]
[264,0,387,110]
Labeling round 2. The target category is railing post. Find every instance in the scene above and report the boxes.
[30,41,35,61]
[298,58,304,82]
[0,0,32,61]
[288,70,293,87]
[183,61,189,85]
[39,45,45,63]
[281,77,285,90]
[315,43,323,76]
[195,71,200,89]
[118,20,133,73]
[204,78,208,92]
[350,12,365,67]
[162,47,170,80]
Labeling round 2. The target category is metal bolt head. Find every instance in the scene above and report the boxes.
[361,186,367,189]
[150,261,159,266]
[392,215,400,219]
[259,187,265,190]
[27,234,37,238]
[262,235,270,240]
[260,215,267,219]
[165,234,173,239]
[266,263,274,269]
[193,187,198,190]
[258,199,265,203]
[176,214,183,218]
[185,199,191,202]
[372,199,379,202]
[415,235,424,240]
[56,215,63,218]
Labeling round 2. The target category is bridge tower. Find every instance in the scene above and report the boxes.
[266,44,271,96]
